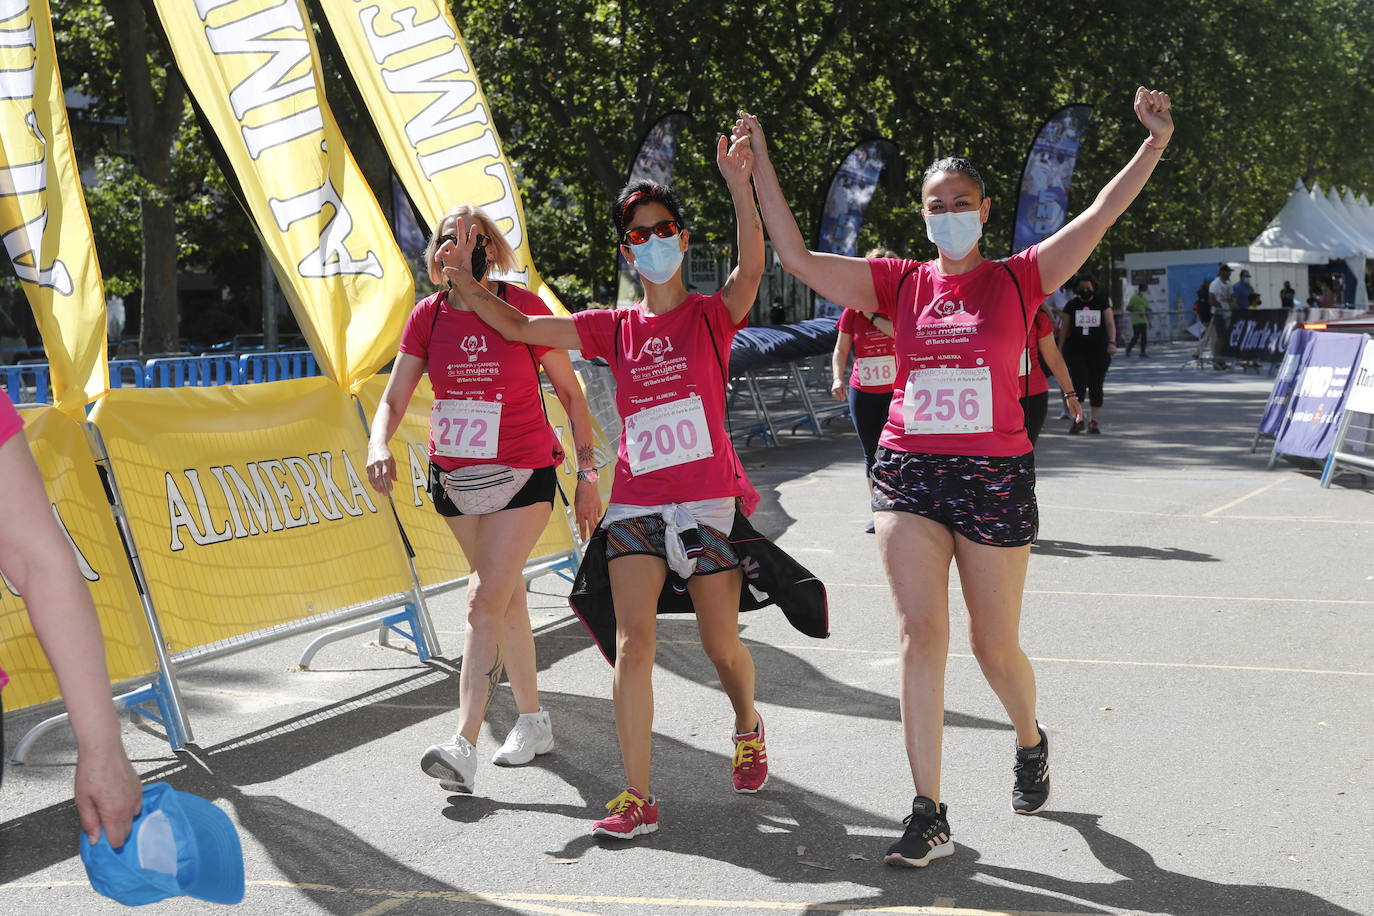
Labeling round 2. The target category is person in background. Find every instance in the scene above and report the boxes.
[1022,301,1080,444]
[1231,269,1253,312]
[1124,283,1150,356]
[1279,281,1296,308]
[1208,265,1233,315]
[831,246,900,534]
[1059,275,1116,434]
[0,390,142,847]
[1318,279,1334,308]
[770,296,786,325]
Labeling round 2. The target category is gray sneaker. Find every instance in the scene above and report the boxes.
[492,710,555,766]
[421,734,477,793]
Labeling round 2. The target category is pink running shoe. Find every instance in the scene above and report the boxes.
[732,716,769,794]
[590,788,659,839]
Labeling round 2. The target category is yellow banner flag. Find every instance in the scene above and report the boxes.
[314,0,566,315]
[0,0,108,416]
[0,406,158,713]
[149,0,412,390]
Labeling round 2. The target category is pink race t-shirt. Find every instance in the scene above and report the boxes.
[398,285,563,471]
[573,293,748,506]
[870,246,1044,457]
[837,308,897,393]
[1024,309,1054,397]
[0,391,19,691]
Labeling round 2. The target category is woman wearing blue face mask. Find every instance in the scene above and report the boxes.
[736,87,1172,866]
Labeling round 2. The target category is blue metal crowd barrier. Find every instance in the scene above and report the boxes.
[238,350,319,383]
[1,364,50,404]
[143,355,239,388]
[6,351,323,404]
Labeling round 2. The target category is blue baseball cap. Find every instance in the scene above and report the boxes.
[80,781,244,906]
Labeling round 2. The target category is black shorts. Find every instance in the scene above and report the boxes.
[870,448,1038,547]
[427,463,557,518]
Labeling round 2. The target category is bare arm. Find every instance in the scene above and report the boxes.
[1038,333,1083,422]
[1105,309,1118,352]
[0,436,141,847]
[439,223,582,350]
[717,134,765,324]
[871,315,895,338]
[366,352,425,496]
[540,350,603,540]
[831,332,853,401]
[735,112,880,312]
[1038,88,1174,294]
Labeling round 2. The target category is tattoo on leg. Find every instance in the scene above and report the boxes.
[484,649,505,704]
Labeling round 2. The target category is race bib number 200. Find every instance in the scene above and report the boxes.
[625,395,714,475]
[902,367,992,434]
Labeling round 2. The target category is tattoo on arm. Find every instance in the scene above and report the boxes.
[577,444,595,467]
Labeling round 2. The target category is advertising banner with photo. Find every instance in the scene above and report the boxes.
[314,0,566,315]
[1273,332,1367,460]
[1012,104,1092,255]
[150,0,412,391]
[0,0,108,415]
[815,139,898,319]
[617,111,690,307]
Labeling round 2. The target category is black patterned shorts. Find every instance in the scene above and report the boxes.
[603,514,740,574]
[870,448,1038,547]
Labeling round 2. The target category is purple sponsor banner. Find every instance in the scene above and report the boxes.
[617,112,690,306]
[1273,332,1368,459]
[815,139,898,319]
[391,173,428,256]
[1012,105,1092,254]
[1257,328,1314,437]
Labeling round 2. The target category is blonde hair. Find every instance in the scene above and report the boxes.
[865,247,899,259]
[425,204,518,285]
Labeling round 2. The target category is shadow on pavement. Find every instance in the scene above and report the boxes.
[1032,539,1219,563]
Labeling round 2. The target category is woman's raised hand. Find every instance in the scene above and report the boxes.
[1134,87,1173,145]
[716,132,754,186]
[437,217,481,285]
[733,111,771,165]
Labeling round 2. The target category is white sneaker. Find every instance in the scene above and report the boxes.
[421,734,477,793]
[492,710,555,766]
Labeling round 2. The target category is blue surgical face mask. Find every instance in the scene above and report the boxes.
[630,233,685,285]
[925,210,983,260]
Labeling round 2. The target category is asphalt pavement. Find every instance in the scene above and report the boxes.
[2,340,1371,916]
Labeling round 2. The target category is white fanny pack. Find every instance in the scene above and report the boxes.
[440,464,533,515]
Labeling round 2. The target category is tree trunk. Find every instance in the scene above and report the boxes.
[138,197,179,353]
[105,0,186,355]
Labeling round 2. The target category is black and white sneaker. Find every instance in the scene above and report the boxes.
[884,796,954,867]
[1012,725,1051,814]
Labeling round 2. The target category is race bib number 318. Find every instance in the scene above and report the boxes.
[902,367,992,434]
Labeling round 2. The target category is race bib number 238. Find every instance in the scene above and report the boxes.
[902,367,992,434]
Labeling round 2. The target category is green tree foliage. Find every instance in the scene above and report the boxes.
[43,0,1374,343]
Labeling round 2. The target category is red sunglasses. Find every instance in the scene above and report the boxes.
[620,219,682,246]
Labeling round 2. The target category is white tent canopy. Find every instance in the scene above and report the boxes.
[1252,179,1369,305]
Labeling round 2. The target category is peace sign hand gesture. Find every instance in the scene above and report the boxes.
[716,131,754,188]
[1134,87,1173,146]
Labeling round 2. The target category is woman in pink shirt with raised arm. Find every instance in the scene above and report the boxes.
[738,88,1172,866]
[433,130,775,841]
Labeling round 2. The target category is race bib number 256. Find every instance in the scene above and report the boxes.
[902,367,992,434]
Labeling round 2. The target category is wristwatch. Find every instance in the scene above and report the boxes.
[576,467,600,483]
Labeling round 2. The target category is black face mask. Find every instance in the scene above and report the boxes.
[1077,290,1093,300]
[471,245,488,281]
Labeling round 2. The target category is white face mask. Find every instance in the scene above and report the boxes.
[925,210,984,260]
[630,233,685,285]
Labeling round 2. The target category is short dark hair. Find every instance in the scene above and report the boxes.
[921,157,986,199]
[612,180,686,239]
